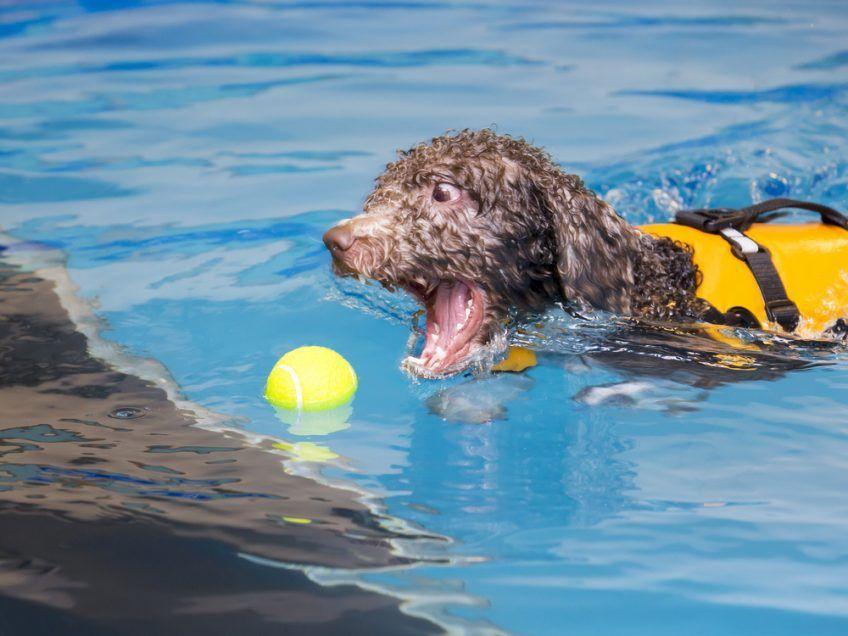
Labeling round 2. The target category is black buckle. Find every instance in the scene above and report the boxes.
[675,208,752,233]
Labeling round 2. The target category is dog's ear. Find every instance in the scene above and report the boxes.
[535,179,639,314]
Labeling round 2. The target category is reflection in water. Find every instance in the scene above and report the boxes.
[405,377,634,544]
[274,403,353,436]
[426,315,839,423]
[426,373,534,424]
[0,253,437,634]
[564,320,834,411]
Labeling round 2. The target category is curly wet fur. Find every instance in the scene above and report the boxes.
[343,129,702,302]
[631,234,712,321]
[328,129,716,371]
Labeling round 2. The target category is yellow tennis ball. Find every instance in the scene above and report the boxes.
[265,346,357,411]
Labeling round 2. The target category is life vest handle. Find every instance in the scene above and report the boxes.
[675,198,848,233]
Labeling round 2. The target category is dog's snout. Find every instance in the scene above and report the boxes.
[323,224,354,253]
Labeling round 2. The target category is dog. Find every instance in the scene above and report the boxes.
[323,129,846,378]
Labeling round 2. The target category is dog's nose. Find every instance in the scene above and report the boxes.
[323,225,355,253]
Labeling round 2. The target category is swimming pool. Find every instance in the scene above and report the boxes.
[2,0,848,633]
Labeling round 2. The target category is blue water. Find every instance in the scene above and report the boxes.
[3,0,848,633]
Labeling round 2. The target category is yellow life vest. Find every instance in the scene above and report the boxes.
[639,222,848,335]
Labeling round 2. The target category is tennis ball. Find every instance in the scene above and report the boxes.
[265,346,357,411]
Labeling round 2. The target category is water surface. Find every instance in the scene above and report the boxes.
[2,1,848,633]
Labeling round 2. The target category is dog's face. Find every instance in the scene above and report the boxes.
[323,130,638,377]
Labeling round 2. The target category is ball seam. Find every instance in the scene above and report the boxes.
[278,364,302,410]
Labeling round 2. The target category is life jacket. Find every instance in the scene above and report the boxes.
[639,198,848,336]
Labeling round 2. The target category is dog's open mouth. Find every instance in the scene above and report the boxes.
[403,280,487,376]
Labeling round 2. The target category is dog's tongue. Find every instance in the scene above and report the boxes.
[435,281,469,343]
[418,281,475,369]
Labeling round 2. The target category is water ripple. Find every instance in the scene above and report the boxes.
[797,50,848,71]
[0,172,135,203]
[0,73,347,119]
[505,14,785,31]
[618,83,848,105]
[0,49,541,83]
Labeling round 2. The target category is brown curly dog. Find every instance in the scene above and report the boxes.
[322,129,722,377]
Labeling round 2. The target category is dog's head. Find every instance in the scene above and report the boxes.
[324,129,639,377]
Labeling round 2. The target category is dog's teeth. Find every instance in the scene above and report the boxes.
[433,323,440,335]
[454,298,472,330]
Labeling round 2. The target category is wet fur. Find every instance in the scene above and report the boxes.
[342,130,704,316]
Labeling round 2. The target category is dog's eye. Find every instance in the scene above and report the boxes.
[433,183,460,203]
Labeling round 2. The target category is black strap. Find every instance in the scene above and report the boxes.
[676,198,848,233]
[714,228,800,332]
[673,198,848,332]
[736,198,848,231]
[737,249,799,332]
